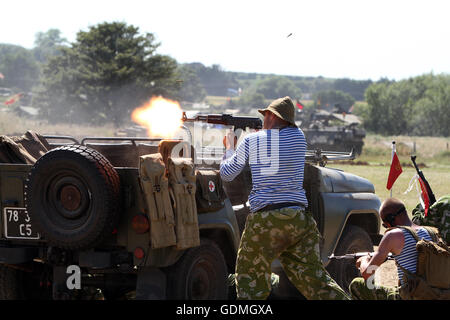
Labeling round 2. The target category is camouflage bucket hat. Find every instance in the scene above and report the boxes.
[258,96,296,126]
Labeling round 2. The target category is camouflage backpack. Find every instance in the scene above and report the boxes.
[412,195,450,246]
[397,226,450,300]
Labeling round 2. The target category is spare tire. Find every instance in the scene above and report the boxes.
[24,145,120,250]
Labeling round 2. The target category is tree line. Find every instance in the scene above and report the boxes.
[356,73,450,137]
[0,23,200,125]
[0,21,448,137]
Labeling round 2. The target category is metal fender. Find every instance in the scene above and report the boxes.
[320,192,381,265]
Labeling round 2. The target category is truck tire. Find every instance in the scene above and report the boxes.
[164,239,228,299]
[0,265,23,299]
[326,225,373,292]
[0,264,51,300]
[24,145,120,250]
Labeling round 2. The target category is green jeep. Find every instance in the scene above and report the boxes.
[0,123,381,300]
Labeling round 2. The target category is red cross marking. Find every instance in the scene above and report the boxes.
[208,181,215,192]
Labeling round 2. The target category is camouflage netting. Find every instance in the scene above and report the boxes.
[0,131,50,164]
[412,195,450,246]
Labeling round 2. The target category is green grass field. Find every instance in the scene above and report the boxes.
[330,133,449,220]
[329,163,449,213]
[204,95,230,106]
[359,134,450,166]
[0,109,116,139]
[204,95,315,109]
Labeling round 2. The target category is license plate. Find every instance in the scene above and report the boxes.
[3,207,40,240]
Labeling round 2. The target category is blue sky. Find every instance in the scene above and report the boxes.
[1,0,449,80]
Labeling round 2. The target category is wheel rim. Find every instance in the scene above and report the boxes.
[343,260,360,287]
[342,244,366,287]
[187,258,215,300]
[60,185,82,212]
[45,171,92,229]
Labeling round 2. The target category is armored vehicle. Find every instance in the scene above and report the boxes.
[0,117,381,300]
[296,109,366,155]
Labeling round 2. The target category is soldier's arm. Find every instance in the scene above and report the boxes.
[358,230,403,281]
[220,136,249,182]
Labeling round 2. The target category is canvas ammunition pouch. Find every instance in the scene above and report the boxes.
[139,154,177,249]
[397,226,450,300]
[195,169,226,213]
[167,157,200,250]
[158,139,192,165]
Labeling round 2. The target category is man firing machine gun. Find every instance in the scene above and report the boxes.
[330,156,449,300]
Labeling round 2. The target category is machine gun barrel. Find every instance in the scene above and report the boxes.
[182,112,263,131]
[328,252,394,261]
[305,148,356,167]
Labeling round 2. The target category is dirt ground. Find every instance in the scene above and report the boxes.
[372,246,398,288]
[374,259,398,287]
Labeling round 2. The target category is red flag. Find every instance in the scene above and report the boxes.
[418,177,430,216]
[4,97,17,105]
[386,152,402,190]
[296,100,304,110]
[4,93,22,106]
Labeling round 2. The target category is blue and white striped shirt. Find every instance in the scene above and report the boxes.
[394,228,432,285]
[220,127,308,213]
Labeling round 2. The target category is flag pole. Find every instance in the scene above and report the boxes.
[390,141,395,197]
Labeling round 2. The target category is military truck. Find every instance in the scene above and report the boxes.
[296,109,366,155]
[0,132,238,300]
[0,119,381,300]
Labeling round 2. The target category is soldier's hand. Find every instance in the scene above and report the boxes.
[355,256,363,268]
[356,255,370,270]
[223,132,238,151]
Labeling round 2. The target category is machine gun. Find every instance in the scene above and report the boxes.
[182,112,263,131]
[411,155,437,206]
[328,252,394,261]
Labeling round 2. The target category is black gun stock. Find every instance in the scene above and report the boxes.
[411,155,437,206]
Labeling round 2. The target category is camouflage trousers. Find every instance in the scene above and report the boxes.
[235,207,350,300]
[349,277,400,300]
